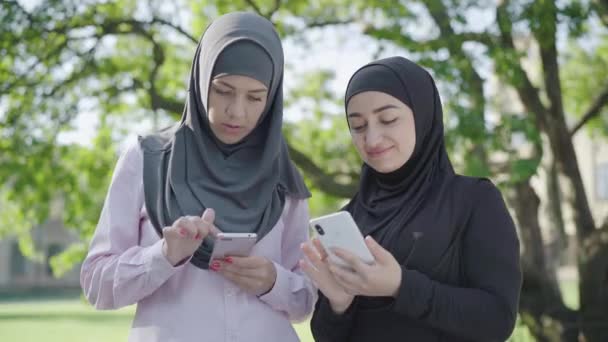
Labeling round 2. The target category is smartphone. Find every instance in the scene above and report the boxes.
[310,211,374,267]
[209,232,258,263]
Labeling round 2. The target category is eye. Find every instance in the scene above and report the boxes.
[248,95,263,102]
[381,118,398,125]
[213,87,232,96]
[351,124,367,133]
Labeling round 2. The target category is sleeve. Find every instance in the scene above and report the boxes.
[257,198,318,322]
[80,140,187,310]
[391,179,522,341]
[310,292,358,342]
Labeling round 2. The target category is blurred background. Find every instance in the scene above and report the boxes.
[1,0,608,341]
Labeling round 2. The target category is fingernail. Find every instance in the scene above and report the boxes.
[210,265,218,271]
[212,261,221,269]
[194,233,201,239]
[225,257,233,264]
[178,228,186,236]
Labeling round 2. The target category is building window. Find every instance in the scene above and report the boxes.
[596,163,608,201]
[46,244,64,276]
[10,241,26,277]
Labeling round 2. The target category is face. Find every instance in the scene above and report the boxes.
[207,74,269,144]
[346,91,416,173]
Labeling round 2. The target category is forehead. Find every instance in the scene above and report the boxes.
[211,74,268,90]
[347,91,404,114]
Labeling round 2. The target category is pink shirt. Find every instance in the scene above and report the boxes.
[80,141,316,342]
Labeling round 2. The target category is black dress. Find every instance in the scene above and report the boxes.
[311,177,522,342]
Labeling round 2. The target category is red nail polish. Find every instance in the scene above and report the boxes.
[212,262,221,269]
[225,257,233,264]
[179,228,186,236]
[194,233,201,239]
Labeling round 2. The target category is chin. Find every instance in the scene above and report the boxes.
[367,161,399,174]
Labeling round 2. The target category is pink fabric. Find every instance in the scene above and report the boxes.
[81,141,316,342]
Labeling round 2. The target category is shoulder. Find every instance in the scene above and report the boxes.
[138,124,180,153]
[113,137,144,176]
[451,175,504,203]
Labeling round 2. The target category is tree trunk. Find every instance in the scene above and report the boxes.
[579,226,608,341]
[545,154,568,266]
[507,180,578,341]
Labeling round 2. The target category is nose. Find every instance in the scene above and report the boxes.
[226,97,247,119]
[365,126,383,147]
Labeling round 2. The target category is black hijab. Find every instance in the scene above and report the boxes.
[344,56,455,251]
[139,12,310,269]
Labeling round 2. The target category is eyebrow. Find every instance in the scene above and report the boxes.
[215,80,268,93]
[347,104,399,118]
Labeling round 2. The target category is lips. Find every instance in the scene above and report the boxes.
[221,123,242,134]
[366,146,393,158]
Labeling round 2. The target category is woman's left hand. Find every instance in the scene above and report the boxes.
[211,256,277,296]
[329,236,402,298]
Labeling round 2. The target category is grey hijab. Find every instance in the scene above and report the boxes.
[139,12,310,269]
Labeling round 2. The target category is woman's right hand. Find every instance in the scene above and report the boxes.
[162,208,221,266]
[300,238,354,314]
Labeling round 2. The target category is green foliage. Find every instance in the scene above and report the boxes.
[562,36,608,136]
[1,0,607,287]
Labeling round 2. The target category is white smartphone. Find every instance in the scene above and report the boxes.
[310,211,374,267]
[209,233,257,263]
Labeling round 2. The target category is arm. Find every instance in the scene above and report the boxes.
[80,141,186,310]
[257,198,317,322]
[392,180,522,341]
[310,292,358,342]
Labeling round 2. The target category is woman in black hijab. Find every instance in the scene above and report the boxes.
[301,57,522,341]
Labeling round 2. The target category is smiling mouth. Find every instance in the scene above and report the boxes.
[366,146,393,158]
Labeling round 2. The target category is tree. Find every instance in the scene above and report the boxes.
[2,0,608,340]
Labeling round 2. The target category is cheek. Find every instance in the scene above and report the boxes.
[246,102,266,125]
[207,96,224,124]
[351,135,366,157]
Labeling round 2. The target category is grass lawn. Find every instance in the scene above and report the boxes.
[0,299,313,342]
[0,280,577,341]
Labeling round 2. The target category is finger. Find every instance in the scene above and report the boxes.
[190,217,209,240]
[218,268,255,288]
[201,208,215,223]
[330,267,360,295]
[365,236,390,263]
[173,217,195,238]
[332,247,368,274]
[216,261,261,278]
[227,256,266,269]
[301,243,330,271]
[299,259,324,288]
[329,263,361,290]
[163,226,181,239]
[183,216,202,238]
[200,208,222,237]
[299,259,319,278]
[312,238,329,260]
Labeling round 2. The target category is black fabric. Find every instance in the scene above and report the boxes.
[311,57,522,341]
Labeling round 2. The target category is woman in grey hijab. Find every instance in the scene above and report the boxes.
[81,12,315,342]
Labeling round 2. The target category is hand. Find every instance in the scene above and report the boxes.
[162,208,221,266]
[328,236,402,298]
[211,256,277,296]
[300,238,354,314]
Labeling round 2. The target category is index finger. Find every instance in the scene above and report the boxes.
[332,247,368,274]
[201,208,222,237]
[312,238,329,260]
[227,255,266,269]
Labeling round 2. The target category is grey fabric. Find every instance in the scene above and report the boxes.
[211,40,273,89]
[138,12,310,269]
